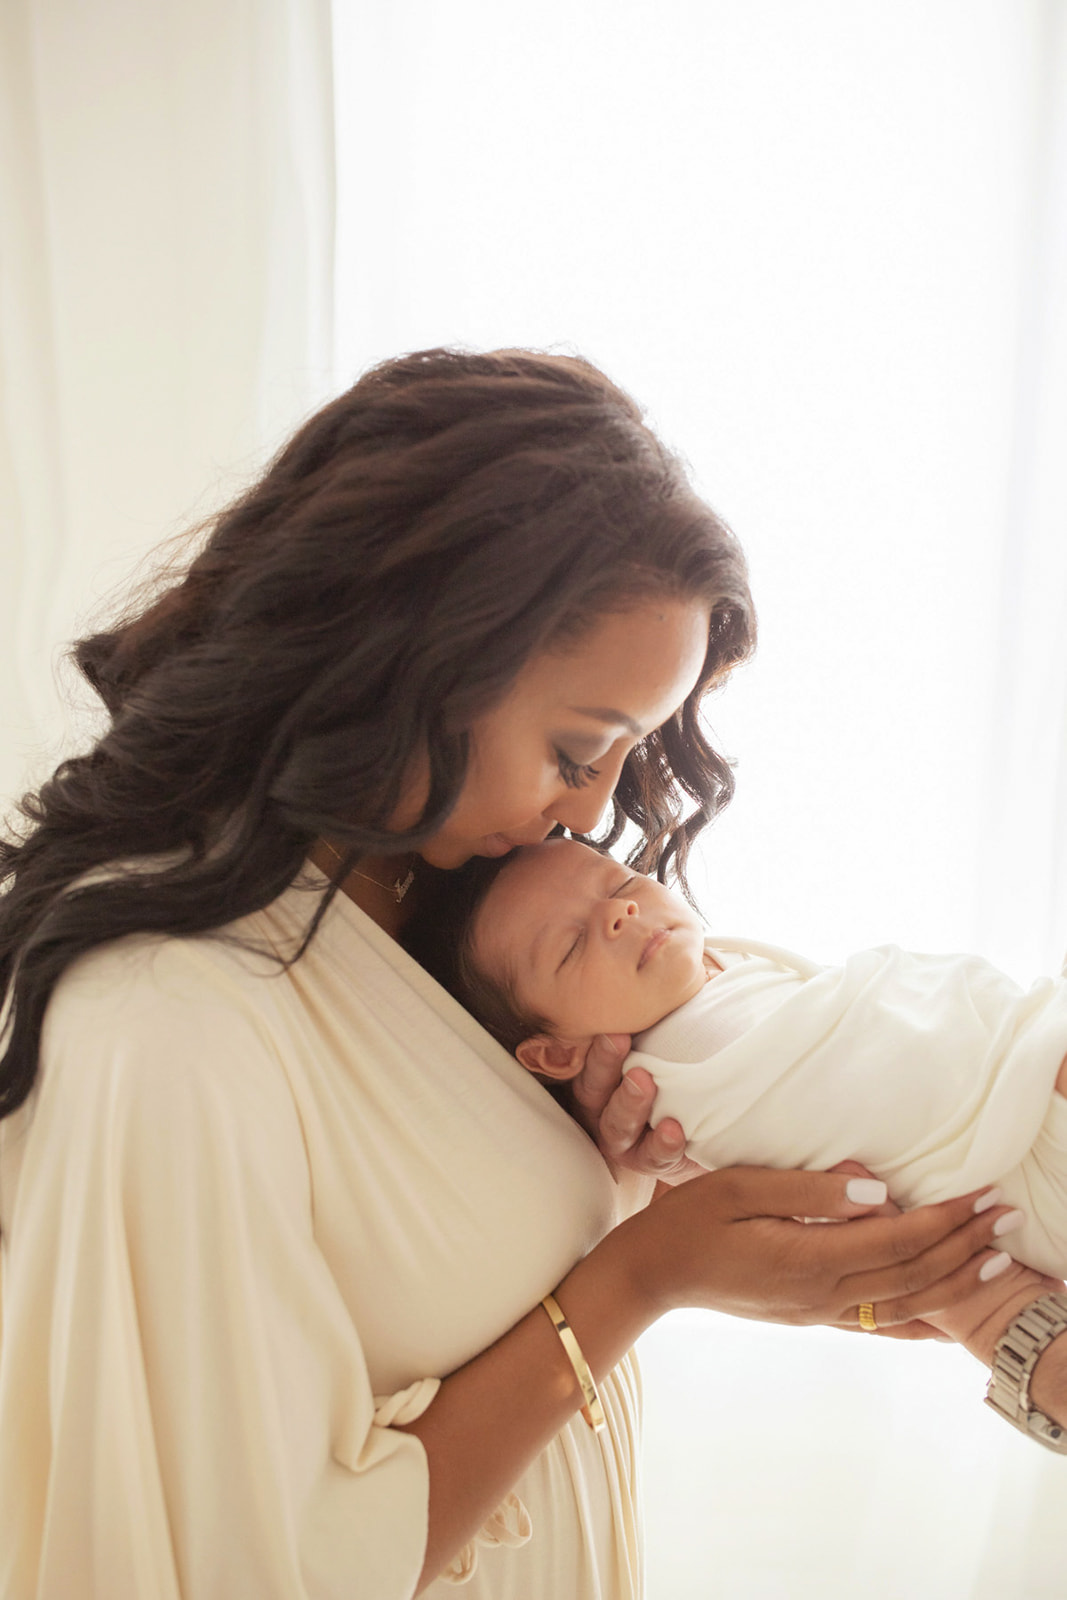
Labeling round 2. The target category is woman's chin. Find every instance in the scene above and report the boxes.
[421,835,523,870]
[417,841,469,871]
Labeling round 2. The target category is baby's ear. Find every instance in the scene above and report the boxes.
[515,1034,586,1081]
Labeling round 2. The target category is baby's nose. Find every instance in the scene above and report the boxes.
[604,899,639,936]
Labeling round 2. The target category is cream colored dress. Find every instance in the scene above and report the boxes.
[0,872,654,1599]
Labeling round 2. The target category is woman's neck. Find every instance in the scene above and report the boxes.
[310,841,419,941]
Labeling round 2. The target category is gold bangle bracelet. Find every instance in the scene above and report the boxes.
[541,1292,606,1434]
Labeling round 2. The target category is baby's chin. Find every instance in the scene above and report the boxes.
[629,952,712,1039]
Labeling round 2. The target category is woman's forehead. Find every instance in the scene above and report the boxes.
[503,599,710,728]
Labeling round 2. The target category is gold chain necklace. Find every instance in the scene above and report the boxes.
[321,841,416,905]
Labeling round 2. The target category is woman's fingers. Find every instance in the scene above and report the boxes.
[796,1182,1002,1270]
[596,1068,705,1181]
[816,1164,1031,1332]
[622,1120,706,1184]
[625,1166,1026,1330]
[568,1053,704,1182]
[683,1169,1023,1324]
[827,1159,899,1217]
[567,1033,632,1134]
[709,1164,894,1225]
[572,1052,706,1182]
[822,1195,1025,1321]
[591,1062,653,1156]
[834,1318,950,1342]
[844,1246,1017,1329]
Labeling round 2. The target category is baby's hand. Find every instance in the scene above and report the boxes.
[568,1042,704,1185]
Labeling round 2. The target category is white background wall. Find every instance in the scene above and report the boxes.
[333,0,1064,979]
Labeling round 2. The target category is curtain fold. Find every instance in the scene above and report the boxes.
[0,0,336,810]
[978,0,1067,980]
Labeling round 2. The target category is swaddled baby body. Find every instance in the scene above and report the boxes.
[411,837,1067,1278]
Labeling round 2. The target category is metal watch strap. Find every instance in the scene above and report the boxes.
[984,1290,1067,1453]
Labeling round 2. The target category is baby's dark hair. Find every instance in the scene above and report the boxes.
[404,848,588,1055]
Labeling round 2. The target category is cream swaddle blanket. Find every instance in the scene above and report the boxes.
[630,938,1067,1278]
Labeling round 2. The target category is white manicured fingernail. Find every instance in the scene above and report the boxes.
[979,1251,1013,1282]
[972,1188,1002,1214]
[993,1209,1026,1236]
[846,1178,887,1206]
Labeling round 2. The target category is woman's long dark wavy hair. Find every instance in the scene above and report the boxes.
[0,347,754,1120]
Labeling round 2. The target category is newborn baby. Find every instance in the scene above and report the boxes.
[413,836,1067,1278]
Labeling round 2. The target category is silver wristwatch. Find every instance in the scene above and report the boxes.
[984,1291,1067,1452]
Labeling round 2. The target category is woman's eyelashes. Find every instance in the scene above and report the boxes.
[555,749,601,789]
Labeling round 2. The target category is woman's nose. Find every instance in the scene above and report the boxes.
[602,898,639,937]
[548,768,618,836]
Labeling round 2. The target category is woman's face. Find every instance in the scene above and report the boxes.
[415,597,711,870]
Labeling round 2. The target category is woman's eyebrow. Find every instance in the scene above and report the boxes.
[567,705,642,734]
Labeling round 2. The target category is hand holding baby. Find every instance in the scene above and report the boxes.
[566,1045,706,1185]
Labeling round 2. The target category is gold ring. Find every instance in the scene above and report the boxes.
[858,1302,878,1332]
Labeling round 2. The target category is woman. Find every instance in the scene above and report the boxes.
[0,348,1056,1599]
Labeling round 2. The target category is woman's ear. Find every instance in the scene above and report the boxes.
[515,1034,587,1080]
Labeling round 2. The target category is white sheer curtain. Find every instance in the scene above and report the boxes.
[0,0,336,810]
[977,0,1067,984]
[331,1,1067,1594]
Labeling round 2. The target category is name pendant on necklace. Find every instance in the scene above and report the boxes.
[385,866,416,904]
[323,842,415,905]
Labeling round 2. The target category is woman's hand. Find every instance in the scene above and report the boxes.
[567,1037,704,1184]
[924,1258,1063,1356]
[923,1256,1067,1433]
[566,1066,1026,1330]
[821,1159,1000,1341]
[605,1165,1027,1330]
[399,1164,1025,1592]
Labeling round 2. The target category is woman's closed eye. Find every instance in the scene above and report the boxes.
[555,749,601,789]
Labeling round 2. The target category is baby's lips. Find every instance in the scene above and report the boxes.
[637,928,670,969]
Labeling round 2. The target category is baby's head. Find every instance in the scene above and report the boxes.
[420,837,709,1081]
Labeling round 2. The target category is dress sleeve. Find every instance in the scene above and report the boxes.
[0,941,436,1600]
